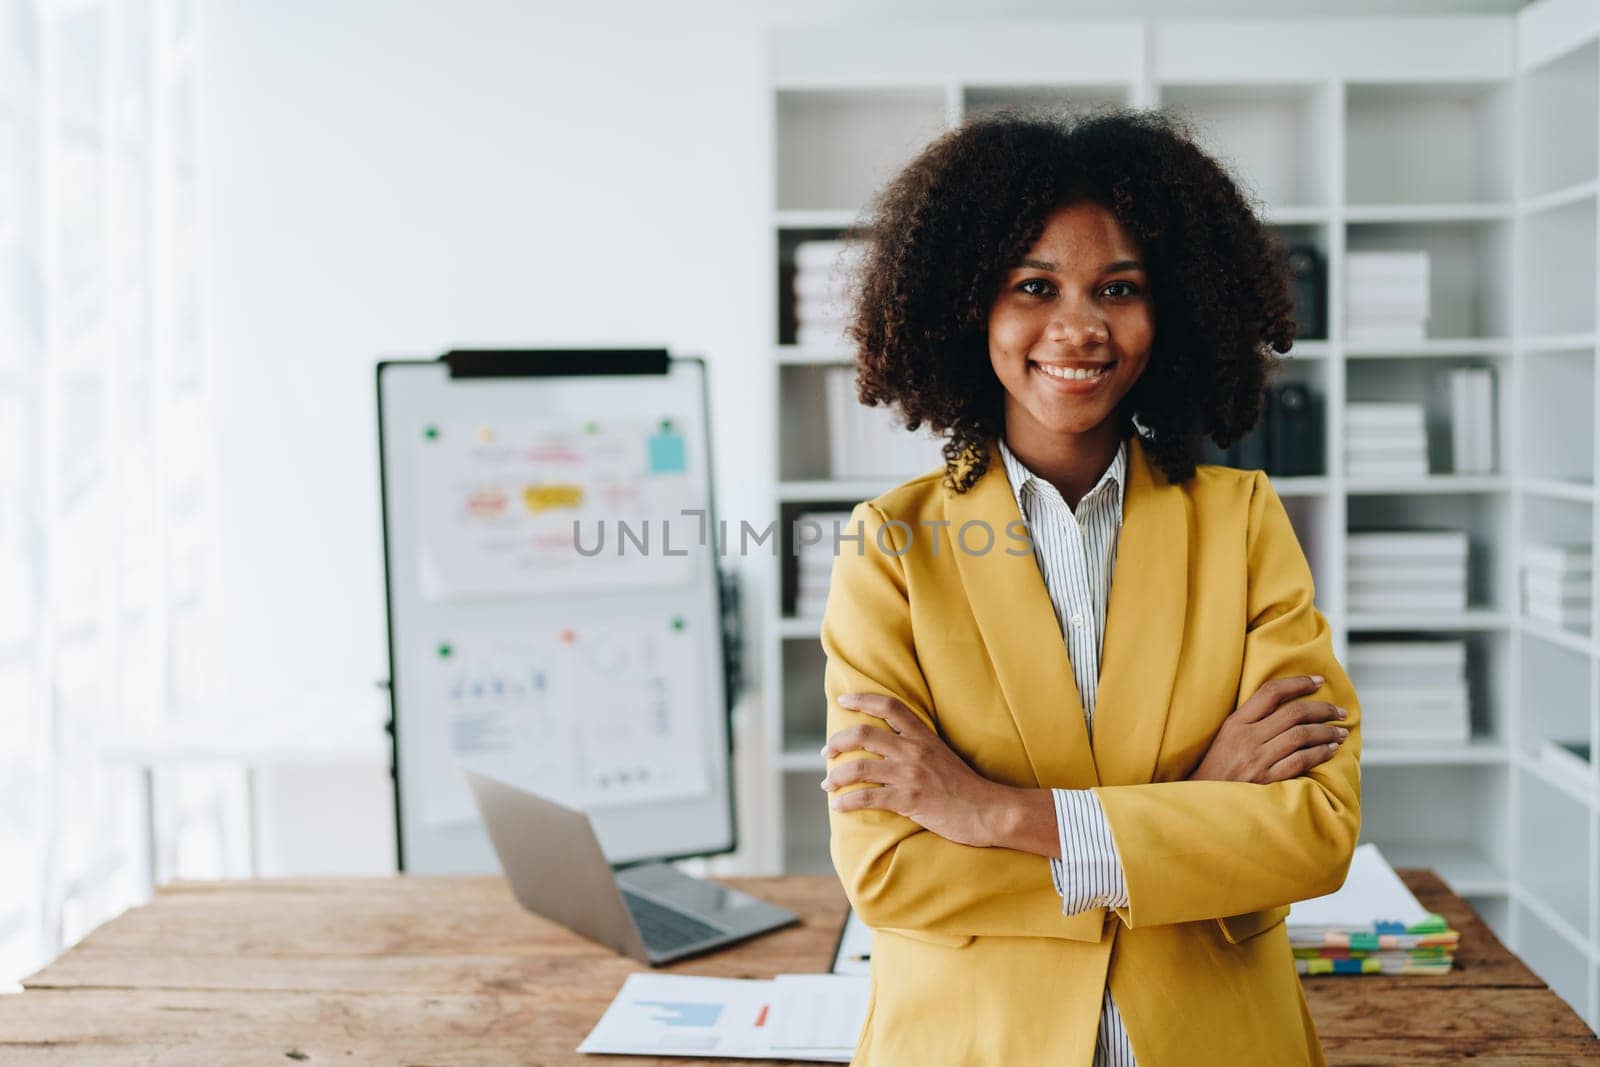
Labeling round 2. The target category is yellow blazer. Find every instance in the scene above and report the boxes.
[821,432,1362,1066]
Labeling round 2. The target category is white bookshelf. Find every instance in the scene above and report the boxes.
[767,5,1600,1032]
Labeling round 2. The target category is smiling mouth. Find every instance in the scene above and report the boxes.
[1031,361,1114,383]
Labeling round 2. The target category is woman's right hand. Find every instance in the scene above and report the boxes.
[1187,675,1349,784]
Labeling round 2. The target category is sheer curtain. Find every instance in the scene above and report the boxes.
[0,0,223,987]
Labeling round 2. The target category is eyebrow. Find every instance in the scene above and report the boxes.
[1017,257,1145,274]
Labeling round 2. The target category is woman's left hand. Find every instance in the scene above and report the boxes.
[822,692,1008,848]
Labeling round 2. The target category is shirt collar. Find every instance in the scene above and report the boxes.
[997,435,1128,519]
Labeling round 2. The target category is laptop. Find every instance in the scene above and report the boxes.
[462,768,799,965]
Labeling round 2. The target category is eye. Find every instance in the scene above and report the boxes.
[1018,278,1055,297]
[1103,281,1141,299]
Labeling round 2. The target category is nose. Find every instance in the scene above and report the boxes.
[1045,301,1108,347]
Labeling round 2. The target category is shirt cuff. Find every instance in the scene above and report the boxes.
[1048,788,1130,915]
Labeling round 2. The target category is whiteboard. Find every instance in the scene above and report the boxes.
[377,351,734,873]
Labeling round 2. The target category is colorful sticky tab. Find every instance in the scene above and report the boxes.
[648,428,686,474]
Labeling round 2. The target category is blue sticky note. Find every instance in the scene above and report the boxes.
[648,430,686,474]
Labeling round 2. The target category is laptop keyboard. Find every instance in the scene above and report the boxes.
[622,891,723,954]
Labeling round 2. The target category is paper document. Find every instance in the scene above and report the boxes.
[769,974,871,1057]
[830,908,872,976]
[1287,843,1431,929]
[578,972,868,1062]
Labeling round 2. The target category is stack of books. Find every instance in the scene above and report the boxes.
[1289,843,1460,976]
[1346,403,1428,479]
[793,240,866,350]
[793,510,851,620]
[824,366,944,479]
[1347,529,1469,616]
[1426,366,1497,474]
[1522,541,1593,634]
[1346,251,1430,343]
[1347,640,1470,744]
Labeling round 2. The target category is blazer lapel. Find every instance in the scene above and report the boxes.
[1091,433,1188,787]
[946,437,1100,790]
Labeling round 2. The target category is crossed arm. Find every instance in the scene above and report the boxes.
[819,473,1361,938]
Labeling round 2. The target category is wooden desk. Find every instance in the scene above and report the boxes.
[2,870,1593,1065]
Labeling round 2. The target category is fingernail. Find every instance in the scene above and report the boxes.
[819,779,829,790]
[1329,741,1341,751]
[1337,707,1348,718]
[837,695,857,707]
[1336,727,1349,739]
[1310,675,1325,686]
[819,746,831,757]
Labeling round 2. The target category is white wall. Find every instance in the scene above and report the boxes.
[198,0,1529,876]
[199,0,774,873]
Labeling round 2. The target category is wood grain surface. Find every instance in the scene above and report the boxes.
[1,870,1593,1065]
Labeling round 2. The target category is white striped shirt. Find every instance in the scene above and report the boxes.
[998,435,1136,1067]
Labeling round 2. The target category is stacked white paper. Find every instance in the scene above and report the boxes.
[1347,530,1469,615]
[1522,541,1593,634]
[1347,251,1429,343]
[1346,403,1428,478]
[1347,640,1470,743]
[824,366,945,479]
[794,510,852,620]
[794,240,866,350]
[1287,843,1458,976]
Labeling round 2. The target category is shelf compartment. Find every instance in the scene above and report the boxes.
[961,84,1130,120]
[1518,630,1595,775]
[1518,495,1596,643]
[1348,629,1509,744]
[776,225,861,349]
[1345,81,1512,207]
[1277,493,1335,611]
[1344,355,1506,477]
[781,768,835,875]
[1521,40,1599,200]
[1513,896,1594,1028]
[1344,219,1512,341]
[1359,763,1510,897]
[778,500,868,620]
[1219,354,1329,477]
[1517,765,1595,939]
[1158,82,1334,210]
[778,363,945,483]
[780,638,829,762]
[776,88,948,214]
[1522,197,1598,338]
[1272,222,1331,342]
[1347,492,1513,616]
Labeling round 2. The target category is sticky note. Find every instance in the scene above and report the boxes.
[649,429,686,474]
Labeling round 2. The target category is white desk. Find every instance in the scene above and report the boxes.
[101,718,389,891]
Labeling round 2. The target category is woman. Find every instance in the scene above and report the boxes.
[817,109,1362,1066]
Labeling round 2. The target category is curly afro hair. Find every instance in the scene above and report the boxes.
[843,106,1299,493]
